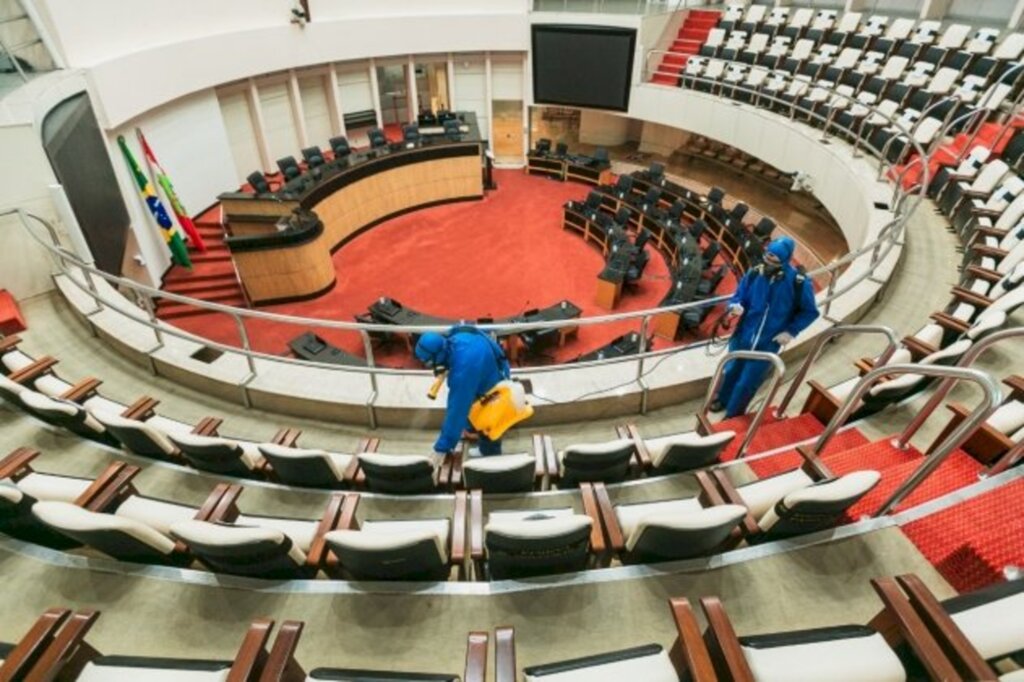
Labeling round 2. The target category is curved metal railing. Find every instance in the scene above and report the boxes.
[4,75,927,416]
[700,350,786,459]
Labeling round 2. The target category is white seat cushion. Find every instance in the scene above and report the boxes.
[329,518,451,563]
[968,310,1006,339]
[0,481,23,505]
[257,443,351,482]
[77,662,230,682]
[93,411,178,456]
[0,374,27,399]
[33,501,176,555]
[235,514,318,552]
[33,374,71,398]
[986,401,1024,435]
[15,472,91,503]
[559,438,634,460]
[523,647,679,682]
[144,414,195,437]
[462,453,535,474]
[488,507,574,525]
[485,513,592,541]
[759,471,881,531]
[358,452,435,468]
[615,497,702,543]
[626,504,748,552]
[737,469,814,519]
[114,495,198,537]
[169,432,262,470]
[82,395,130,416]
[741,631,905,682]
[169,520,306,565]
[644,431,736,468]
[20,391,104,434]
[949,589,1024,660]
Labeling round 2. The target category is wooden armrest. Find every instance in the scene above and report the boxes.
[711,470,761,538]
[80,464,141,513]
[0,608,71,680]
[0,335,22,354]
[260,620,306,682]
[578,483,606,554]
[699,597,755,682]
[696,412,715,436]
[796,445,834,480]
[120,396,159,421]
[307,493,345,569]
[592,482,625,553]
[622,424,653,470]
[901,336,938,360]
[895,574,994,680]
[344,437,377,485]
[951,286,993,307]
[451,490,468,565]
[971,244,1007,258]
[59,378,102,404]
[494,626,516,682]
[192,416,223,436]
[451,447,463,489]
[695,470,727,507]
[271,428,301,448]
[209,484,244,523]
[930,311,969,333]
[531,434,546,482]
[26,610,100,681]
[668,598,717,682]
[854,358,875,375]
[965,265,1001,282]
[869,578,962,682]
[9,356,57,385]
[806,379,841,408]
[73,462,136,511]
[973,226,1006,238]
[543,435,558,482]
[438,453,454,488]
[0,447,40,481]
[1003,374,1024,399]
[227,618,274,682]
[194,484,230,522]
[464,632,489,682]
[970,206,1003,218]
[961,189,989,198]
[469,490,484,561]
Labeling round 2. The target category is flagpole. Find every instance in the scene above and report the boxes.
[136,128,208,253]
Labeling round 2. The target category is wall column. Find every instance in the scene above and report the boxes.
[485,52,494,147]
[407,54,418,122]
[326,63,345,137]
[288,70,308,148]
[247,78,273,173]
[368,58,383,127]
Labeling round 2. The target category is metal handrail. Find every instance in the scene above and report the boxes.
[873,365,1002,516]
[2,70,923,400]
[896,327,1024,449]
[774,324,899,418]
[700,350,786,459]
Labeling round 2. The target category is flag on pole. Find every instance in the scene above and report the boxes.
[117,135,192,269]
[136,128,207,252]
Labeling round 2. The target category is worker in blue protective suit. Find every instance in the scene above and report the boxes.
[710,236,819,418]
[414,325,511,458]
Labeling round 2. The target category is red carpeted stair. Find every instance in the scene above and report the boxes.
[745,427,870,478]
[714,410,826,460]
[903,479,1024,592]
[892,116,1024,190]
[650,9,720,85]
[158,208,246,321]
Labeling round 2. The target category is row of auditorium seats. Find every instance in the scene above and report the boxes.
[246,118,466,194]
[4,573,1018,680]
[0,442,881,581]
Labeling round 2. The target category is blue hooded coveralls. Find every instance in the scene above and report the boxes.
[719,236,819,418]
[414,326,511,455]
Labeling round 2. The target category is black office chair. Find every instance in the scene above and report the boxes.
[276,156,301,181]
[368,127,388,149]
[648,162,665,183]
[301,146,325,169]
[535,138,552,155]
[706,186,726,205]
[437,110,457,123]
[329,136,351,159]
[626,249,650,285]
[635,228,652,251]
[729,202,749,223]
[417,110,438,126]
[247,171,271,194]
[638,187,661,213]
[701,241,720,270]
[444,119,462,141]
[666,200,685,222]
[613,175,633,198]
[753,216,776,240]
[614,206,631,227]
[592,147,610,168]
[403,124,421,144]
[554,142,569,158]
[583,191,602,217]
[690,218,708,241]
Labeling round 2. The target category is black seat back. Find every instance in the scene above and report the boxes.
[246,171,271,194]
[329,136,351,158]
[301,146,324,168]
[276,156,301,180]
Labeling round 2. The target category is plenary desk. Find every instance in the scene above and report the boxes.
[220,139,484,305]
[289,331,367,367]
[572,332,645,363]
[526,153,613,186]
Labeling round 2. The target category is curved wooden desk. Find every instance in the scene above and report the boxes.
[220,139,484,305]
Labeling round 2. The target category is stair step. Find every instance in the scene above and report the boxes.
[662,54,689,65]
[746,428,870,479]
[158,287,243,306]
[157,296,246,320]
[823,438,923,474]
[187,253,233,265]
[163,279,241,297]
[715,411,825,459]
[164,261,237,283]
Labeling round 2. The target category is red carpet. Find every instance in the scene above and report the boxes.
[745,427,869,478]
[650,10,721,85]
[903,479,1024,592]
[161,170,737,366]
[715,411,826,460]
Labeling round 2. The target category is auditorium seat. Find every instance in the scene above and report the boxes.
[0,448,95,547]
[329,135,351,159]
[167,431,267,477]
[462,452,538,493]
[18,390,112,443]
[357,452,439,494]
[92,410,180,461]
[952,173,1024,237]
[255,442,354,488]
[301,146,325,169]
[938,159,1010,217]
[480,506,595,579]
[368,127,388,149]
[556,438,636,486]
[928,145,991,199]
[276,155,301,181]
[246,170,272,194]
[617,426,736,474]
[323,491,463,581]
[403,123,421,144]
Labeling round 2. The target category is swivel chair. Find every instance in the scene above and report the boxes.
[635,228,653,251]
[247,171,271,194]
[554,142,569,158]
[368,127,388,149]
[613,174,634,198]
[706,186,726,205]
[592,147,610,169]
[444,119,462,141]
[329,135,351,159]
[402,123,421,145]
[301,146,325,169]
[753,216,776,240]
[614,206,632,228]
[417,110,438,126]
[626,249,651,285]
[535,138,552,155]
[276,156,301,181]
[648,162,666,184]
[437,109,457,123]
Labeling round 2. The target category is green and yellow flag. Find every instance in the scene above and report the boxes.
[117,135,192,269]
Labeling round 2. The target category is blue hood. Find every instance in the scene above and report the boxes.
[414,332,448,366]
[766,236,795,264]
